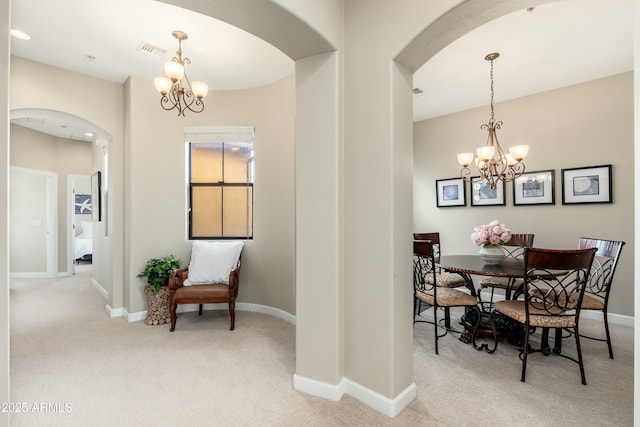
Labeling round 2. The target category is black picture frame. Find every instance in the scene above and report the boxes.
[435,177,466,207]
[513,170,555,206]
[470,176,505,207]
[561,164,612,205]
[91,171,102,221]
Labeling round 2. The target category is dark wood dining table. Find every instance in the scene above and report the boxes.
[437,255,524,298]
[436,255,526,351]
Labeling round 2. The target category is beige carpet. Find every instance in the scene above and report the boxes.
[9,270,633,426]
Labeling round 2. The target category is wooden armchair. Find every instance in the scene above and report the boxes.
[168,241,244,331]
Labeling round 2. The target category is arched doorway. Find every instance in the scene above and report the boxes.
[159,0,580,417]
[10,108,111,277]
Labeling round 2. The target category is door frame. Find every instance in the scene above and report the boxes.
[67,174,91,275]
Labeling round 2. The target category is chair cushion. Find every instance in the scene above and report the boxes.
[425,271,466,288]
[184,240,244,286]
[581,294,604,310]
[479,277,524,289]
[174,283,231,304]
[494,300,577,328]
[416,288,477,307]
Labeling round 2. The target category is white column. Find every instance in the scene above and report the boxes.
[294,51,345,396]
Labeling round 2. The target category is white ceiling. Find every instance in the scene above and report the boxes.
[9,0,634,140]
[413,0,633,122]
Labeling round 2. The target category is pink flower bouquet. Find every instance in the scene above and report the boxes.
[471,220,512,247]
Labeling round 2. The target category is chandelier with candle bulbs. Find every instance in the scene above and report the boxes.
[457,53,528,189]
[154,30,209,116]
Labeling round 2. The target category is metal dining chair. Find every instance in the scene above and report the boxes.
[576,237,625,359]
[492,247,596,384]
[413,232,468,287]
[413,240,480,354]
[413,232,467,328]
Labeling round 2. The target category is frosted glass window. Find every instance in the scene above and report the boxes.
[188,140,253,239]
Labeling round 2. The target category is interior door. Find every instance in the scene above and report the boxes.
[10,167,56,278]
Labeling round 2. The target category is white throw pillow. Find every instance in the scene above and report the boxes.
[81,221,93,238]
[184,240,244,286]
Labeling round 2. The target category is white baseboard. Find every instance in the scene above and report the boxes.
[124,302,297,325]
[293,374,345,401]
[292,374,416,417]
[105,305,124,318]
[10,272,50,278]
[236,302,296,325]
[126,309,147,323]
[91,278,108,300]
[477,290,634,328]
[581,310,634,327]
[344,378,416,417]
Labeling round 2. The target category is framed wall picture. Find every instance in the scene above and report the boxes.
[470,176,505,206]
[75,194,92,214]
[91,171,102,221]
[435,177,466,207]
[561,164,612,205]
[513,170,555,206]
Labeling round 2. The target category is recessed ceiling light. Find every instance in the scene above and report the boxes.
[10,29,32,41]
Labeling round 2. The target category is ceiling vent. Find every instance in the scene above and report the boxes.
[137,41,166,58]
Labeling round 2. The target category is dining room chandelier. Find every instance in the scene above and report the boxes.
[457,53,528,189]
[154,30,209,116]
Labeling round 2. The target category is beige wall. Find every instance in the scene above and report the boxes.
[8,55,296,317]
[3,0,636,421]
[10,56,124,310]
[414,72,634,317]
[10,124,92,271]
[124,74,296,315]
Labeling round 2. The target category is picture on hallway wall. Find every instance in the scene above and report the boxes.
[91,171,101,221]
[75,194,92,214]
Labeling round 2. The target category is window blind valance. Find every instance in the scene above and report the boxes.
[184,126,255,143]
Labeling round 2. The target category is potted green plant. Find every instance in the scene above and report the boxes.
[137,255,181,293]
[138,255,181,326]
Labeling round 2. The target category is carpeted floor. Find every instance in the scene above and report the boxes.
[8,270,633,426]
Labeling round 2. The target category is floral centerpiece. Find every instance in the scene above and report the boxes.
[471,220,512,264]
[471,220,512,247]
